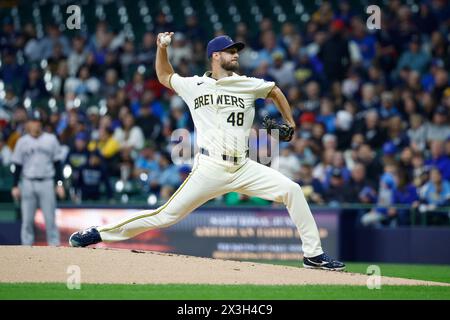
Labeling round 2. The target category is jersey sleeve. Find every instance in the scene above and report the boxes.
[11,138,24,165]
[169,73,194,99]
[52,136,63,162]
[253,78,276,100]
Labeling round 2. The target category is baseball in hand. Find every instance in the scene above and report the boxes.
[160,34,172,46]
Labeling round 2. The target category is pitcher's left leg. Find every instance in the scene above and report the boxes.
[231,159,323,257]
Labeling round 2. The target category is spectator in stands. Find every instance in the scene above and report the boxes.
[334,0,354,26]
[134,142,159,183]
[318,19,351,83]
[271,144,301,181]
[86,106,100,134]
[356,143,383,186]
[345,162,377,204]
[394,35,430,78]
[359,83,379,112]
[296,163,324,204]
[113,112,145,151]
[0,85,19,120]
[293,137,316,166]
[308,122,326,156]
[257,30,286,67]
[425,140,450,181]
[47,42,67,74]
[407,113,427,152]
[21,64,49,102]
[135,103,164,147]
[316,97,336,133]
[39,23,70,60]
[149,151,180,200]
[65,65,100,101]
[136,32,156,66]
[100,68,119,98]
[312,2,334,28]
[386,116,410,150]
[343,133,365,170]
[119,39,136,76]
[168,33,193,69]
[0,132,12,166]
[50,60,69,99]
[425,106,450,143]
[297,112,315,139]
[131,89,165,120]
[323,167,350,205]
[65,131,90,186]
[0,47,26,87]
[302,81,321,113]
[355,109,386,149]
[418,167,450,224]
[350,16,376,68]
[268,52,296,90]
[184,14,206,42]
[445,136,450,158]
[166,96,193,132]
[378,91,400,125]
[391,168,419,225]
[415,3,439,35]
[334,110,354,150]
[67,35,88,76]
[153,11,175,35]
[313,148,335,185]
[361,170,397,227]
[3,106,27,150]
[88,126,120,173]
[76,151,113,201]
[322,134,338,153]
[59,109,82,147]
[398,146,414,181]
[325,151,351,187]
[22,23,40,63]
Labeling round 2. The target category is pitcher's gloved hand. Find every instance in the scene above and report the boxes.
[262,116,295,142]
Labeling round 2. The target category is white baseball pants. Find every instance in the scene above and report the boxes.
[98,154,323,257]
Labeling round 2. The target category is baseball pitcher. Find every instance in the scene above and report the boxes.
[70,33,345,271]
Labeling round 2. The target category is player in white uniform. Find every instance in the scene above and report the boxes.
[70,33,345,271]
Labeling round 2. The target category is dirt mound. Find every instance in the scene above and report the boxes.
[0,246,447,286]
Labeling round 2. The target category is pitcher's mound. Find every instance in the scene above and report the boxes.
[0,246,446,286]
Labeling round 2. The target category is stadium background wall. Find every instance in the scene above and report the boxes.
[0,205,449,264]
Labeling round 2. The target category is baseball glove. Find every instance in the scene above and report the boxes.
[262,116,295,142]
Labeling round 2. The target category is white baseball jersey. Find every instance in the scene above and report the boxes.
[169,72,275,157]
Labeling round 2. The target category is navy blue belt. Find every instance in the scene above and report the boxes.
[199,148,248,164]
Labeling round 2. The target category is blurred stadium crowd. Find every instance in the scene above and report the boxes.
[0,0,449,226]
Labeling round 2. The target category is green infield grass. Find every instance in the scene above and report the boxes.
[0,262,449,300]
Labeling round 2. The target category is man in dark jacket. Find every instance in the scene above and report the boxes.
[77,151,113,201]
[318,19,351,83]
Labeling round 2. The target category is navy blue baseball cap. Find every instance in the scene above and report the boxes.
[207,35,245,58]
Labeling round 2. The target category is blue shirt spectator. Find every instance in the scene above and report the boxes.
[425,140,450,181]
[420,168,450,206]
[395,36,431,78]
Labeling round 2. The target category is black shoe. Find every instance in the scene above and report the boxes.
[303,253,346,271]
[69,227,102,247]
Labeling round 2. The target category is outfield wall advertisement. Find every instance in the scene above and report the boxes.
[34,208,339,260]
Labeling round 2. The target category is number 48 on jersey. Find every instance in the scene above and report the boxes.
[227,112,244,126]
